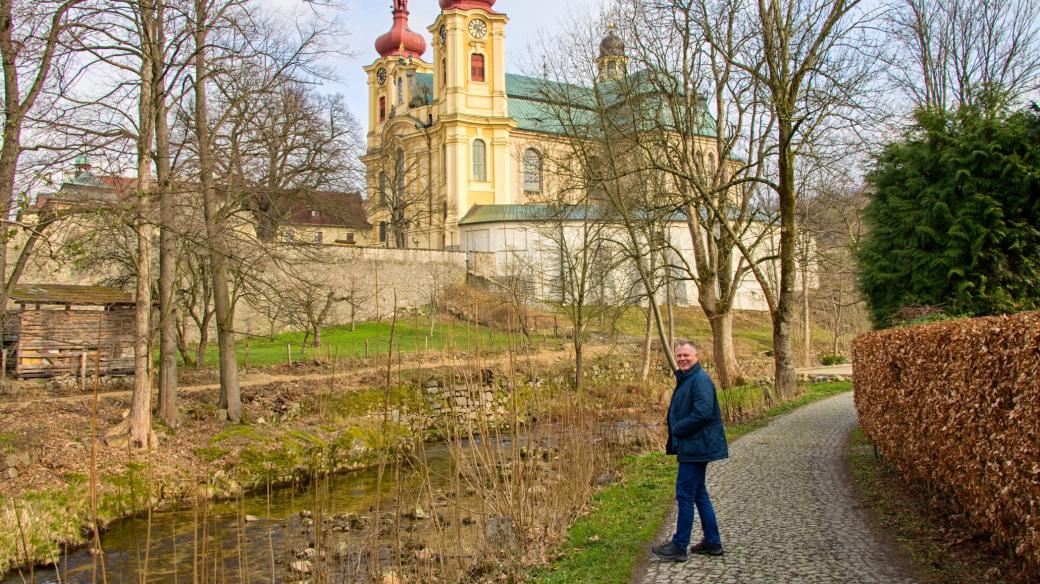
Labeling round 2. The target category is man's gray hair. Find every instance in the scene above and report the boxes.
[673,339,698,353]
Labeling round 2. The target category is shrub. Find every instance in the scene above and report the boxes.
[853,311,1040,578]
[820,354,846,366]
[858,103,1040,327]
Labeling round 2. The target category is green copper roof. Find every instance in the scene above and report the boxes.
[458,203,691,225]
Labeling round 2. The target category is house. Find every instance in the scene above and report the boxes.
[279,191,372,246]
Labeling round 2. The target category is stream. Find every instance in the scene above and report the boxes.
[2,439,498,584]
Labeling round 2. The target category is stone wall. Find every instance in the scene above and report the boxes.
[9,244,468,339]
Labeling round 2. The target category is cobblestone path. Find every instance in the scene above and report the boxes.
[635,392,920,584]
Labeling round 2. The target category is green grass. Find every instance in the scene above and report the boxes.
[183,318,539,369]
[531,381,853,584]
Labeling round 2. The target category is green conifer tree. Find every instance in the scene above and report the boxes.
[858,100,1040,327]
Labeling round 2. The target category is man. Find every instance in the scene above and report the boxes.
[651,339,728,562]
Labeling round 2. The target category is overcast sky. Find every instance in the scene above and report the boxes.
[312,0,604,135]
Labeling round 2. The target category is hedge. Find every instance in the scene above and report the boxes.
[853,311,1040,577]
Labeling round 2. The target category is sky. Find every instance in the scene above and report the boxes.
[297,0,603,135]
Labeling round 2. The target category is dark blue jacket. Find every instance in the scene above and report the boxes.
[666,363,728,463]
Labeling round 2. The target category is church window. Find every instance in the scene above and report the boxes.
[379,221,387,243]
[395,149,406,194]
[472,139,487,181]
[396,76,404,104]
[314,231,323,244]
[379,171,387,206]
[607,61,617,77]
[471,54,485,82]
[379,96,386,122]
[442,59,447,86]
[707,152,716,175]
[523,148,543,193]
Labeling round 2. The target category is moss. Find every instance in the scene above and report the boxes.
[210,423,275,445]
[195,446,230,462]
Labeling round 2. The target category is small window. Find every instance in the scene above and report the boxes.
[310,209,318,217]
[314,231,323,244]
[523,148,542,193]
[442,59,447,86]
[472,139,487,182]
[471,54,485,82]
[379,221,387,243]
[346,232,355,244]
[396,76,404,104]
[707,153,716,175]
[284,229,295,243]
[379,96,386,122]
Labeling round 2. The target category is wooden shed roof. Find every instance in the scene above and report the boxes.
[10,284,134,306]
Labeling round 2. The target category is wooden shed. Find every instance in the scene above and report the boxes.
[4,284,136,379]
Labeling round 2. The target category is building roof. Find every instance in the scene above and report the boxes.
[10,284,135,306]
[503,72,717,138]
[458,203,692,225]
[285,191,371,230]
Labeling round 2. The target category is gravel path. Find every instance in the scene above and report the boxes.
[635,392,920,584]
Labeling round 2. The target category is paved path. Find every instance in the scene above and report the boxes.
[635,392,920,584]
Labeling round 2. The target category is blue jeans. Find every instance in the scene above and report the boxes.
[671,461,721,550]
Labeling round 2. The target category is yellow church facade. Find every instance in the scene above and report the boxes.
[361,0,607,250]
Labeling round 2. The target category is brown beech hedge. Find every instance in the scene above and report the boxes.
[853,311,1040,577]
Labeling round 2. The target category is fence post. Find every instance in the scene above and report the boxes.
[287,343,292,367]
[80,352,87,390]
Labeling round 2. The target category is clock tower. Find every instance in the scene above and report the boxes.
[430,0,515,220]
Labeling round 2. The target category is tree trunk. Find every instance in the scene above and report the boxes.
[640,302,653,380]
[128,0,156,448]
[708,312,742,388]
[773,120,799,399]
[573,335,583,392]
[175,314,195,367]
[154,0,178,427]
[194,0,240,421]
[801,257,812,367]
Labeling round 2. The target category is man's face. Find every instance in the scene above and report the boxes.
[675,345,698,371]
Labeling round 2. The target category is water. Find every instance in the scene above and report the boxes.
[2,440,492,584]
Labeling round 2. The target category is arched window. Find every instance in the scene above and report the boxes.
[395,149,406,194]
[396,76,404,104]
[707,153,716,175]
[378,171,387,206]
[442,59,447,86]
[471,54,485,82]
[379,96,386,122]
[523,148,542,193]
[472,139,487,181]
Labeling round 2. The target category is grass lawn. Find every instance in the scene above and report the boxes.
[186,318,541,369]
[530,381,853,584]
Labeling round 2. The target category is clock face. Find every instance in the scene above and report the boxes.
[439,25,447,45]
[376,68,387,85]
[468,19,488,39]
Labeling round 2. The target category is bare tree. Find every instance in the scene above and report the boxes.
[884,0,1040,110]
[369,130,435,249]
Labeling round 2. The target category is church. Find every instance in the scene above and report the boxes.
[361,0,782,311]
[361,0,634,250]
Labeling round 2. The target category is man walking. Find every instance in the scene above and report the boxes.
[652,339,728,562]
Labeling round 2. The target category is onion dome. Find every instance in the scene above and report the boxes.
[439,0,497,12]
[375,0,427,59]
[599,26,625,59]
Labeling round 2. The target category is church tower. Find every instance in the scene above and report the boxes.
[430,0,516,223]
[596,24,628,83]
